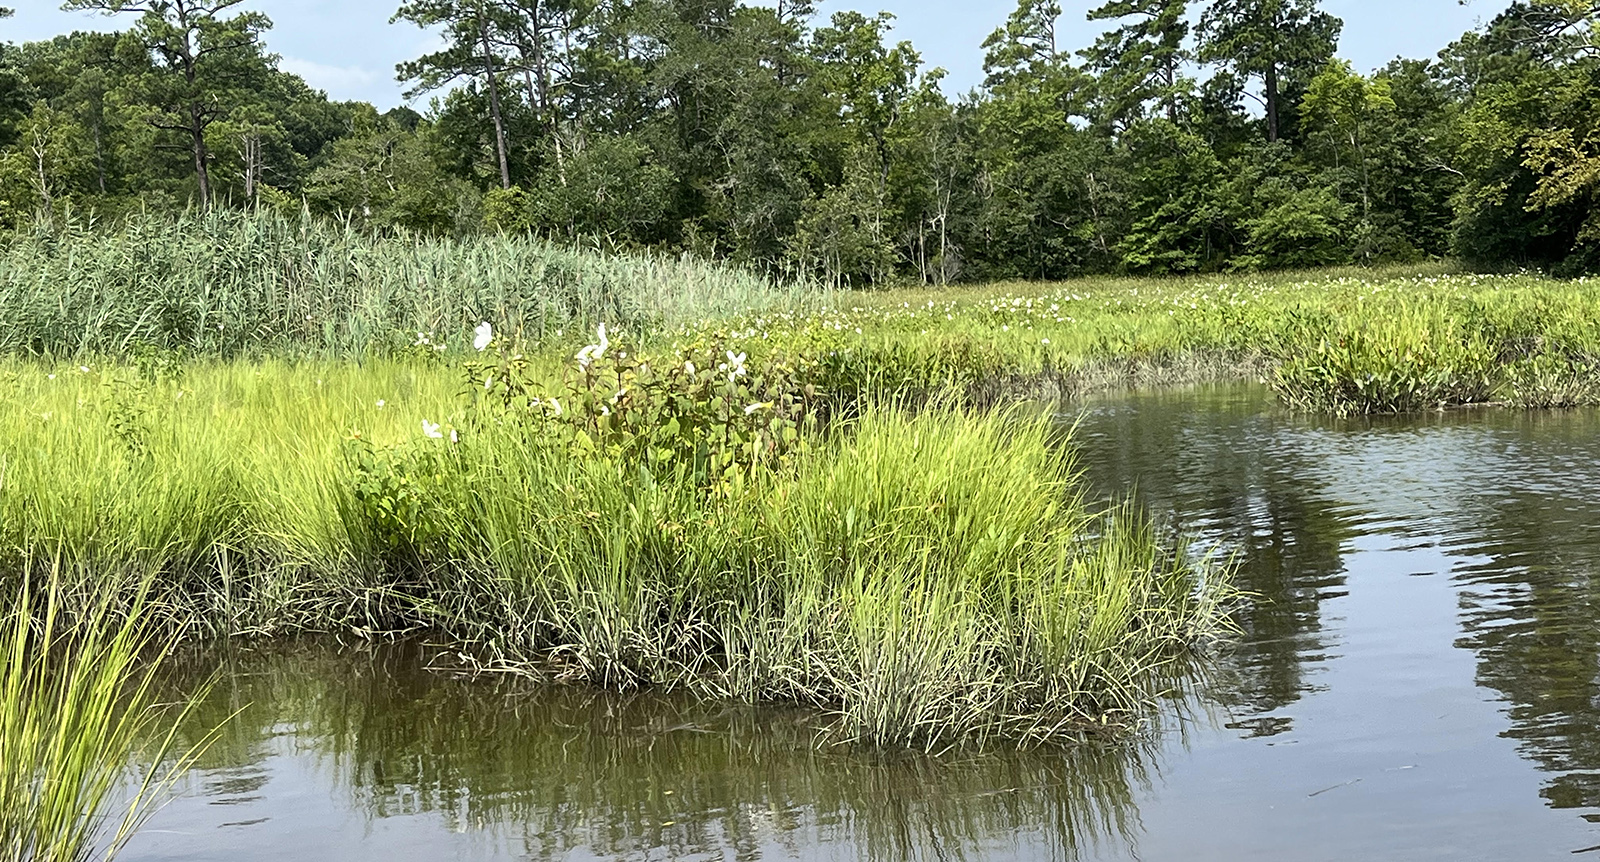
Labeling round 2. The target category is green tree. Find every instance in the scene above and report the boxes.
[63,0,276,209]
[491,134,673,243]
[1227,142,1350,268]
[1444,2,1598,270]
[0,101,89,226]
[975,0,1119,279]
[982,0,1062,82]
[1114,119,1231,273]
[19,33,126,198]
[1301,59,1398,260]
[887,75,978,284]
[790,145,896,287]
[1083,0,1191,126]
[1198,0,1341,142]
[304,105,480,233]
[805,10,923,283]
[394,0,518,189]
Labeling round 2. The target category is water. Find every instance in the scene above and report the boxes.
[122,386,1600,860]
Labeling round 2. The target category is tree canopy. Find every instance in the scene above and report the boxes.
[3,0,1599,278]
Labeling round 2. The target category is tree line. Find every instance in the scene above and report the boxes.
[3,0,1600,283]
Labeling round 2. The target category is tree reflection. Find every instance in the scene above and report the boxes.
[1070,386,1354,729]
[1432,410,1600,814]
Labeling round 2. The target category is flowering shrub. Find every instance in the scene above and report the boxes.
[465,323,825,489]
[388,329,451,364]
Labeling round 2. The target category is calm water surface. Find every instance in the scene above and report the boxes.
[123,386,1600,861]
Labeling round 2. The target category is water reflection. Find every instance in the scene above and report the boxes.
[1070,386,1355,725]
[133,640,1163,862]
[122,386,1600,860]
[1073,388,1600,832]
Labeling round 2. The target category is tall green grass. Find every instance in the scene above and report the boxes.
[0,361,1231,747]
[0,576,209,862]
[0,211,811,357]
[434,406,1227,745]
[7,209,1598,415]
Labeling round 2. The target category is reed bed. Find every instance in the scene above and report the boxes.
[0,211,809,357]
[0,359,1230,748]
[7,211,1599,415]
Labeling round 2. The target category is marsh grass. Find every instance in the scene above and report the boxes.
[6,211,1597,417]
[0,572,211,862]
[708,268,1600,414]
[0,360,1232,748]
[433,406,1231,746]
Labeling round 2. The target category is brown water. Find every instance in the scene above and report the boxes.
[121,385,1600,861]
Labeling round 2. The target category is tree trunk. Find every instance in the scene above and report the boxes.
[530,0,549,116]
[242,127,259,206]
[1264,62,1279,143]
[174,1,212,210]
[1164,55,1178,124]
[938,189,950,286]
[30,128,53,223]
[479,6,513,189]
[190,102,212,209]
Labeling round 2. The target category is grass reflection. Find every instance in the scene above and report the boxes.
[155,639,1167,861]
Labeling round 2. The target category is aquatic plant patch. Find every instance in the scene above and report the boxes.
[0,351,1231,749]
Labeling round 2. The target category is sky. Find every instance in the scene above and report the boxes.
[4,0,1500,110]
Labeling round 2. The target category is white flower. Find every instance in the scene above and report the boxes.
[376,400,387,409]
[422,420,443,439]
[474,321,494,351]
[79,366,90,374]
[684,361,696,376]
[450,428,459,443]
[575,323,611,369]
[46,374,55,381]
[726,351,748,379]
[744,402,772,415]
[414,332,429,346]
[547,397,563,417]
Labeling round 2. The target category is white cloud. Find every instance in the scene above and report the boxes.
[280,56,380,97]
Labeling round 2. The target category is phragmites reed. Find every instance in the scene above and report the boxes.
[0,210,810,358]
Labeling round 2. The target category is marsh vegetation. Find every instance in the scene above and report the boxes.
[9,0,1600,854]
[9,214,1600,854]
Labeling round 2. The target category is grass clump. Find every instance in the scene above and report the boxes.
[0,354,1231,749]
[0,576,209,862]
[436,406,1226,746]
